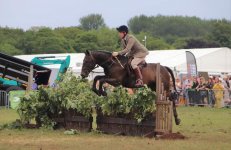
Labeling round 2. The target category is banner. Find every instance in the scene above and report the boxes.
[186,51,197,78]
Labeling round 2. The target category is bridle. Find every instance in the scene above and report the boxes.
[82,51,126,78]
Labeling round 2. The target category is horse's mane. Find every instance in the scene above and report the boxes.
[91,50,112,55]
[91,50,127,62]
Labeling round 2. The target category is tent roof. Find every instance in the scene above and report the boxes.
[15,47,231,73]
[146,47,231,73]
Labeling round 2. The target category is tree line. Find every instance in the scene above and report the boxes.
[0,14,230,56]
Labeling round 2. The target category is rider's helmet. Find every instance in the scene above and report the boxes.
[116,25,129,34]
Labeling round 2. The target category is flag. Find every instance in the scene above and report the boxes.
[186,51,197,77]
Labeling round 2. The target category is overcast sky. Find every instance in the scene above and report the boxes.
[0,0,230,30]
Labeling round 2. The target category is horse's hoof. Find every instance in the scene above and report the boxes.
[92,88,101,96]
[175,118,181,125]
[101,92,107,96]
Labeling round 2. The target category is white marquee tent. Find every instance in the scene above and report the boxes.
[15,47,231,81]
[146,47,231,73]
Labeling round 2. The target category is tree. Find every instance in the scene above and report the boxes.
[0,15,230,55]
[79,14,106,30]
[135,32,173,50]
[172,38,187,49]
[0,43,23,55]
[54,27,85,52]
[19,28,74,54]
[128,15,214,39]
[90,28,120,51]
[183,38,220,49]
[0,27,24,55]
[17,30,36,54]
[74,32,100,52]
[128,15,151,34]
[209,20,231,48]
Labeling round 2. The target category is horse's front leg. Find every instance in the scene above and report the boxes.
[98,78,119,96]
[92,75,105,95]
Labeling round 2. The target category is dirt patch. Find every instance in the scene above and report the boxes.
[157,132,186,140]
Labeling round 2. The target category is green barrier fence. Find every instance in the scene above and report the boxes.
[9,90,25,109]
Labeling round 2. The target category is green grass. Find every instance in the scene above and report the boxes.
[0,107,19,124]
[0,107,231,150]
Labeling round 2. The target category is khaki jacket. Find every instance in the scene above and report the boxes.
[118,34,149,58]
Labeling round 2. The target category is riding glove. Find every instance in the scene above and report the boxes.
[112,52,119,57]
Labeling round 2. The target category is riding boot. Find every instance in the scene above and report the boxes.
[134,67,144,87]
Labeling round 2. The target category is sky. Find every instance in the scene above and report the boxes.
[0,0,230,30]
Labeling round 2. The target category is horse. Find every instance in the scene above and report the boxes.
[81,50,180,125]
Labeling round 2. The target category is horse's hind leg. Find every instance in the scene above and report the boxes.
[170,92,181,125]
[173,100,181,125]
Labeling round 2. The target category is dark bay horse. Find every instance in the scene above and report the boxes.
[81,50,180,125]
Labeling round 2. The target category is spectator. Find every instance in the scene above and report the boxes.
[196,77,208,105]
[176,77,186,105]
[229,76,231,99]
[206,77,214,89]
[206,77,215,106]
[182,76,192,106]
[175,78,182,92]
[213,77,224,108]
[222,75,231,104]
[188,76,198,105]
[227,76,231,106]
[192,77,199,89]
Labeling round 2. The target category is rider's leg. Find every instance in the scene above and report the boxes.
[131,57,145,87]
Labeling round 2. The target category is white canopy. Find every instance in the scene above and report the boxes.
[146,47,231,73]
[15,47,231,76]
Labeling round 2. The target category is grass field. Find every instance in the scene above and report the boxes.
[0,107,231,150]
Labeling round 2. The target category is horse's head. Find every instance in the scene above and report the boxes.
[81,50,97,78]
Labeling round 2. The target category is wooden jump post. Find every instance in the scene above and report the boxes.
[155,63,173,134]
[26,65,33,93]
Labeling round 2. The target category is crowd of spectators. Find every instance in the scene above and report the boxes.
[176,75,231,108]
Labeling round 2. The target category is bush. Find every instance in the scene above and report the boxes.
[17,72,97,128]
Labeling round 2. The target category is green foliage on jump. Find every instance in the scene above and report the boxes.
[98,86,156,122]
[18,88,57,128]
[17,72,97,128]
[17,72,156,128]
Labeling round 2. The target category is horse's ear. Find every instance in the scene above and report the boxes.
[85,50,90,55]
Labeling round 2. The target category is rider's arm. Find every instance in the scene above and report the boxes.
[118,36,135,55]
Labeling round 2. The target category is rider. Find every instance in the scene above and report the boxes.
[112,25,149,87]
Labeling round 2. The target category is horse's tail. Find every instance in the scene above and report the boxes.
[165,66,177,91]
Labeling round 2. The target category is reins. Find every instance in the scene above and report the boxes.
[89,51,125,69]
[114,56,124,69]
